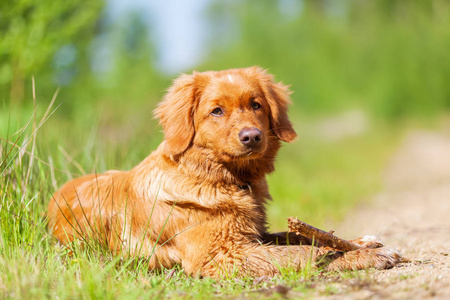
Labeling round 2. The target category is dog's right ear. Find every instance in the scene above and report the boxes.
[154,73,198,156]
[250,67,297,143]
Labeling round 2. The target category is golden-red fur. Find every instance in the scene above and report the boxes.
[48,67,402,277]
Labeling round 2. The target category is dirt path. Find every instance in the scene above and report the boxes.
[316,130,450,299]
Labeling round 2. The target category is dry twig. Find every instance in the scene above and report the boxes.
[287,217,360,252]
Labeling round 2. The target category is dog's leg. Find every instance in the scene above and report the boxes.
[198,244,321,277]
[198,244,403,278]
[325,247,402,270]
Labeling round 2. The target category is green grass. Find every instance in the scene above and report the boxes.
[1,95,406,299]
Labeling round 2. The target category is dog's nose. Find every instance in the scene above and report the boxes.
[239,128,262,147]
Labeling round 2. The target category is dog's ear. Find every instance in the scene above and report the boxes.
[253,67,297,143]
[154,73,198,155]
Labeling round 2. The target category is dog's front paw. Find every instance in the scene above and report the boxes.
[326,247,403,271]
[350,235,384,249]
[367,247,404,269]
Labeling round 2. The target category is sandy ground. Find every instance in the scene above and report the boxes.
[312,130,450,299]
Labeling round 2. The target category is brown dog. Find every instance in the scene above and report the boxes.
[48,67,402,277]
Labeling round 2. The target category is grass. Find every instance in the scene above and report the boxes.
[0,92,408,299]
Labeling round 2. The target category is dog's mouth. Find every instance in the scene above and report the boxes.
[235,150,261,159]
[228,143,268,160]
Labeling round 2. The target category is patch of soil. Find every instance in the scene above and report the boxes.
[319,131,450,299]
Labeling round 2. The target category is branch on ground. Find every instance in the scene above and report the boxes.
[287,217,360,252]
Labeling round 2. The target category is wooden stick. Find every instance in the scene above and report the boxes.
[287,217,360,252]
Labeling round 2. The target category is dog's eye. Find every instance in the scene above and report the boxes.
[211,108,223,116]
[252,102,261,110]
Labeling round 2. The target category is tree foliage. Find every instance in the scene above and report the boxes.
[0,0,104,102]
[204,0,450,119]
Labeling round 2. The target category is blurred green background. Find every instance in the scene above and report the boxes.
[2,0,450,230]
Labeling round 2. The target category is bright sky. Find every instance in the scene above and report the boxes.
[108,0,211,74]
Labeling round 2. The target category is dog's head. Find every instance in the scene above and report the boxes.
[154,67,297,162]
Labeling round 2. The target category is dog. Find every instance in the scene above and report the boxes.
[48,67,402,277]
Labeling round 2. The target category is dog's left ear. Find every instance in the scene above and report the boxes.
[254,68,297,143]
[154,73,198,155]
